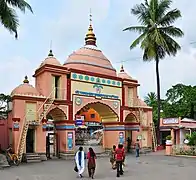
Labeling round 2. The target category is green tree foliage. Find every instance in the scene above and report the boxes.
[0,93,11,119]
[164,84,196,118]
[187,132,196,146]
[145,84,196,125]
[123,0,184,142]
[144,92,158,126]
[0,0,33,38]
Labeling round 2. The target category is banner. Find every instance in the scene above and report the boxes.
[67,132,73,150]
[119,132,124,144]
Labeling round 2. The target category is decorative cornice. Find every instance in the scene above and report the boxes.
[68,68,121,81]
[33,63,69,77]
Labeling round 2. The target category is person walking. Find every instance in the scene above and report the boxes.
[109,145,116,169]
[75,146,85,178]
[87,147,97,179]
[135,139,140,158]
[115,144,125,177]
[127,137,131,153]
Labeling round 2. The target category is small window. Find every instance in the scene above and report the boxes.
[67,74,70,79]
[91,114,95,118]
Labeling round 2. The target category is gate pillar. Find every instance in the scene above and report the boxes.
[55,121,75,153]
[103,124,125,150]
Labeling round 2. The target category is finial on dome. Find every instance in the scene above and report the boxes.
[48,40,54,57]
[85,9,97,46]
[48,49,54,57]
[120,65,124,72]
[23,76,29,83]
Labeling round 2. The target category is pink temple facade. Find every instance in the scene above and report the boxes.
[1,20,154,161]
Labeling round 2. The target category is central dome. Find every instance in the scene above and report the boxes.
[64,22,116,77]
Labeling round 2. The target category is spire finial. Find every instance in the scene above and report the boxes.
[85,8,97,46]
[23,76,29,83]
[120,64,124,72]
[50,40,52,50]
[48,40,54,57]
[89,8,92,25]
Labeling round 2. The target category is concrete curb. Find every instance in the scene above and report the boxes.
[172,155,196,158]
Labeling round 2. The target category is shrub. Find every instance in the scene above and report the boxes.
[166,135,172,140]
[188,132,196,146]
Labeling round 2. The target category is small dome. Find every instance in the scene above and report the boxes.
[118,65,133,80]
[40,50,61,67]
[138,99,147,107]
[11,76,40,96]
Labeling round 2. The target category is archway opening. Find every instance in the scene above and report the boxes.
[45,107,67,158]
[75,102,118,147]
[125,113,138,123]
[124,113,138,151]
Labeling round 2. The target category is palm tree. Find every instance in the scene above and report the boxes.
[123,0,183,144]
[0,0,33,38]
[144,92,157,107]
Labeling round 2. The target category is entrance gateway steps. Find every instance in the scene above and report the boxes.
[21,147,152,163]
[23,153,47,163]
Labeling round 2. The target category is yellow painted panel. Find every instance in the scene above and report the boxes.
[26,103,37,121]
[128,88,133,106]
[71,81,122,100]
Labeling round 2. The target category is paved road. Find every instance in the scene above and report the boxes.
[1,153,196,180]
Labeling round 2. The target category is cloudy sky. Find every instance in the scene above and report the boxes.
[1,0,196,99]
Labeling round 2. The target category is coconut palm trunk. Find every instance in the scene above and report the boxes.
[156,57,161,144]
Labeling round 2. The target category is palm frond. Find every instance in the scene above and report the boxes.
[123,26,146,33]
[141,38,156,61]
[130,32,147,50]
[131,3,150,25]
[159,26,184,37]
[157,0,172,20]
[149,0,159,22]
[5,0,33,13]
[158,9,182,26]
[0,2,19,38]
[160,32,181,56]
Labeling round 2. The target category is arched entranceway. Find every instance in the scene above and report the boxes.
[124,113,138,152]
[75,102,119,152]
[45,107,67,158]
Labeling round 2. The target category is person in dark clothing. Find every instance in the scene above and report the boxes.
[87,147,97,179]
[135,139,140,157]
[115,144,125,177]
[127,137,131,153]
